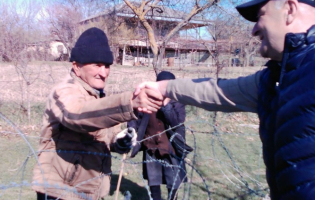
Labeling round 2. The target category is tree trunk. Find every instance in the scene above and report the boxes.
[113,46,119,64]
[246,55,250,67]
[157,46,165,71]
[147,42,151,68]
[123,0,217,76]
[152,54,158,76]
[27,82,31,125]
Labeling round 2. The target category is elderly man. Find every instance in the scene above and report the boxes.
[32,27,162,200]
[136,0,315,199]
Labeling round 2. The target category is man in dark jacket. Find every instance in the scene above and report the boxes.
[134,0,315,199]
[128,71,190,200]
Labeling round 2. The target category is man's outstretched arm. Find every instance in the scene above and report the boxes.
[134,70,263,113]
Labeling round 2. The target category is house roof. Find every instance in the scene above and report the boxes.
[81,2,212,27]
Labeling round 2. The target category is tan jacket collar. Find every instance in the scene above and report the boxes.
[70,69,101,98]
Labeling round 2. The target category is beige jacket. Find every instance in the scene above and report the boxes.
[32,70,136,200]
[166,70,263,113]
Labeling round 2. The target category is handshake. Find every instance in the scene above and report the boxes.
[112,127,137,154]
[131,80,169,114]
[112,80,170,154]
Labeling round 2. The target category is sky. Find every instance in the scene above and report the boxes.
[1,0,250,40]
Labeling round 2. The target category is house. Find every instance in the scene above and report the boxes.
[50,41,68,61]
[22,40,68,62]
[79,2,217,67]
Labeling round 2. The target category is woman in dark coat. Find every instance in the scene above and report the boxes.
[128,71,192,200]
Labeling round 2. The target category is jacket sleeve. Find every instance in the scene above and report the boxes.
[127,112,148,157]
[160,101,185,126]
[165,70,263,113]
[160,101,186,139]
[51,83,137,133]
[127,111,140,131]
[171,102,186,139]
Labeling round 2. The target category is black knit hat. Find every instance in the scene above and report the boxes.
[70,27,113,64]
[236,0,315,22]
[156,71,175,81]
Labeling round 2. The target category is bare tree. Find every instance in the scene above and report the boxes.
[195,3,262,72]
[44,2,83,59]
[89,3,140,64]
[44,0,125,60]
[0,0,47,124]
[123,0,218,75]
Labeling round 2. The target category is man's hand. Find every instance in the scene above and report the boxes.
[163,97,171,106]
[134,80,169,97]
[113,127,137,154]
[133,80,169,113]
[132,88,163,114]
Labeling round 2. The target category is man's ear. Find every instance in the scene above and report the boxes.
[286,0,298,25]
[72,62,81,77]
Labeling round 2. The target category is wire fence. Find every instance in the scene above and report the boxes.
[0,63,268,200]
[0,108,268,200]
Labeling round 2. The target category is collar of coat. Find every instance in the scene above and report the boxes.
[70,69,103,99]
[277,24,315,84]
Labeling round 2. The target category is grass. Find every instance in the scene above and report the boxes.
[0,62,267,200]
[0,136,38,200]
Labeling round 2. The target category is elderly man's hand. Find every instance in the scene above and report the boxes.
[132,88,163,113]
[112,127,137,154]
[133,80,169,113]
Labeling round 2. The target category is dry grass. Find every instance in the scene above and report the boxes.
[0,61,263,103]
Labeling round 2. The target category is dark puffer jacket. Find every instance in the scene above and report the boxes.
[258,25,315,199]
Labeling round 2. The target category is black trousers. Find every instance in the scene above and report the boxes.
[37,192,62,200]
[150,185,178,200]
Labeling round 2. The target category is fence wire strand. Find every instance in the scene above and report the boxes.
[0,109,268,200]
[0,65,268,200]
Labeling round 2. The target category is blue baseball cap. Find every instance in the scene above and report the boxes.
[236,0,315,22]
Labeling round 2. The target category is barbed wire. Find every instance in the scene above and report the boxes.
[0,110,267,200]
